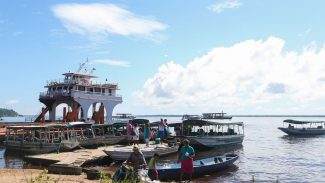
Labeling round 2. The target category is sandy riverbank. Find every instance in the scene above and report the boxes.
[0,168,100,183]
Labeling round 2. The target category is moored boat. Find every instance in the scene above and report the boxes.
[278,119,325,136]
[4,124,79,154]
[67,122,127,147]
[174,119,244,148]
[103,144,178,161]
[202,112,232,120]
[150,153,238,181]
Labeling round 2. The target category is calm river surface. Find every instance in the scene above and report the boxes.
[1,117,325,182]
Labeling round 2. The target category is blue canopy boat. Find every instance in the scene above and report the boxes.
[150,154,238,181]
[278,119,325,136]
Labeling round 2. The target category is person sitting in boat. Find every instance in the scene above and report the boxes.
[148,153,160,181]
[180,139,195,182]
[125,146,147,171]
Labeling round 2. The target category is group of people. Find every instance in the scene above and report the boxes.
[157,118,170,140]
[124,139,196,182]
[127,120,153,147]
[127,120,140,146]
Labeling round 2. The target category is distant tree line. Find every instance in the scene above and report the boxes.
[0,108,19,117]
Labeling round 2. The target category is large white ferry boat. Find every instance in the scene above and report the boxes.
[35,60,123,123]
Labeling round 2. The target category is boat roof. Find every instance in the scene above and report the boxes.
[183,119,243,126]
[150,121,182,127]
[131,119,149,125]
[62,72,97,78]
[283,119,325,124]
[67,122,93,128]
[6,124,66,130]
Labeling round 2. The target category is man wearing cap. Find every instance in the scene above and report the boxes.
[125,146,146,171]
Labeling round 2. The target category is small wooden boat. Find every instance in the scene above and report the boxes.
[151,154,238,181]
[278,119,325,136]
[103,144,178,161]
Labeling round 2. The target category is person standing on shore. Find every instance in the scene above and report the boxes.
[148,153,160,181]
[144,123,150,147]
[180,139,195,182]
[127,120,133,145]
[132,123,140,146]
[158,118,166,140]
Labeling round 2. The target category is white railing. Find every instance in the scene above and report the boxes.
[40,90,122,98]
[46,79,118,88]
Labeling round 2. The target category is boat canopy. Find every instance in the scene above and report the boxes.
[150,121,182,127]
[283,119,325,124]
[183,119,243,126]
[6,124,66,130]
[92,124,111,128]
[131,119,149,125]
[67,122,93,128]
[111,122,127,128]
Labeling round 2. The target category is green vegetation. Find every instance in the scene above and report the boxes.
[25,169,58,183]
[0,108,19,117]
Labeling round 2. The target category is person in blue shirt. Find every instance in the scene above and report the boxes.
[180,139,195,181]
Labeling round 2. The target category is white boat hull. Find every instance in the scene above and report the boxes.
[278,127,325,136]
[103,144,178,161]
[186,135,244,148]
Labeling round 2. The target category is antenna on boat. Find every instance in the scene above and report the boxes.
[77,58,89,73]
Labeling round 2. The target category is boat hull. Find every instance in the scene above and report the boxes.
[154,154,238,181]
[79,135,127,147]
[278,127,325,136]
[4,140,60,154]
[178,135,244,148]
[59,140,80,151]
[103,145,178,161]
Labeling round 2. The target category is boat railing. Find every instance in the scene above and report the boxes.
[40,90,122,98]
[72,90,122,97]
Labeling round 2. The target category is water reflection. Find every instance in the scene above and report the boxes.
[0,146,24,168]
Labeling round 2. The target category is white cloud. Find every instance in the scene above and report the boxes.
[6,100,19,105]
[93,59,130,67]
[52,3,167,41]
[135,37,325,112]
[208,0,242,13]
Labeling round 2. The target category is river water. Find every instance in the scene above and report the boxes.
[1,117,325,182]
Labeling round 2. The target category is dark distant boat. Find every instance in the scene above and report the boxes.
[202,112,232,120]
[150,154,238,181]
[278,119,325,136]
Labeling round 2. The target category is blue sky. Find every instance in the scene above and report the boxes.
[1,0,325,115]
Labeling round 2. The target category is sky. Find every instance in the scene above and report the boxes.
[1,0,325,115]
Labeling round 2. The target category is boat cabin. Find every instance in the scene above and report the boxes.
[180,119,244,137]
[6,124,69,144]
